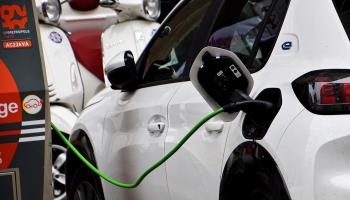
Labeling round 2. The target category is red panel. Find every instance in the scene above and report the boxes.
[320,83,336,104]
[69,30,104,81]
[0,130,21,137]
[0,59,22,124]
[343,83,350,103]
[0,59,21,169]
[0,143,19,169]
[69,0,99,11]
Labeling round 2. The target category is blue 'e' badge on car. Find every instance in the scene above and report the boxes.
[282,41,292,50]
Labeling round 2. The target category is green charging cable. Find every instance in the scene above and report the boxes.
[51,107,224,189]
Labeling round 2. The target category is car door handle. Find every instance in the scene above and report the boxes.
[148,122,166,135]
[205,121,224,134]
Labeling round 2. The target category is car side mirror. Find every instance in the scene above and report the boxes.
[190,47,254,122]
[105,51,138,90]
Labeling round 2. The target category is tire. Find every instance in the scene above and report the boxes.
[220,155,290,200]
[68,166,104,200]
[245,171,276,200]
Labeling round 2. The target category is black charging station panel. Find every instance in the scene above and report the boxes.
[0,170,20,200]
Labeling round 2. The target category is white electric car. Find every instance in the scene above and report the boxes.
[66,0,350,199]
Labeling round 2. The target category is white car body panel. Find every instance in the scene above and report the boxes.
[278,111,350,200]
[74,83,183,200]
[100,83,182,200]
[72,91,116,159]
[85,87,113,107]
[71,0,350,199]
[223,0,350,200]
[165,82,231,200]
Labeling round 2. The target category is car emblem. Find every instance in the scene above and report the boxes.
[49,31,63,43]
[282,41,292,50]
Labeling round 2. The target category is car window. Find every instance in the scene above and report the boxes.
[333,0,350,37]
[208,0,289,72]
[140,0,212,84]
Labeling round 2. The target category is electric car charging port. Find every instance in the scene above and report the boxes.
[243,88,282,140]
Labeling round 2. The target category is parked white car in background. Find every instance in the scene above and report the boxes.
[67,0,350,199]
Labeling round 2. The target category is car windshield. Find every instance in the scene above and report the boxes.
[208,0,288,71]
[209,1,274,60]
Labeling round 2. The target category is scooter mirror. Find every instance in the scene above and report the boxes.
[105,51,138,90]
[190,47,254,122]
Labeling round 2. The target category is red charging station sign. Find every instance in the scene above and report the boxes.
[0,4,31,48]
[0,4,28,29]
[0,60,22,171]
[0,0,50,200]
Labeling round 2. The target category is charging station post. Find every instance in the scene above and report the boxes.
[0,0,52,199]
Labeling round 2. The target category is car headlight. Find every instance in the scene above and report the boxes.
[143,0,160,21]
[39,0,61,24]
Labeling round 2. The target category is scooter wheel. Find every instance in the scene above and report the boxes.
[52,144,67,200]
